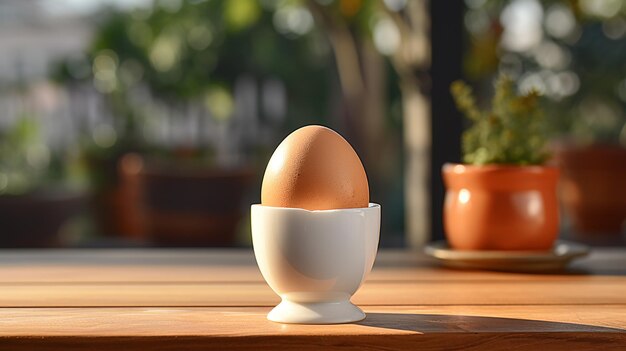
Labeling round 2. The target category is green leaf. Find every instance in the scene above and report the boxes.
[451,74,550,165]
[224,0,261,32]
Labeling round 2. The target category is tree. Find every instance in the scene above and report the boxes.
[308,0,431,246]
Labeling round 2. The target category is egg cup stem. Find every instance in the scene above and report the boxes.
[268,299,365,324]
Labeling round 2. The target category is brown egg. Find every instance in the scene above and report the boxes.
[261,125,369,210]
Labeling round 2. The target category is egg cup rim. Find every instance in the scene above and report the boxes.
[251,203,380,214]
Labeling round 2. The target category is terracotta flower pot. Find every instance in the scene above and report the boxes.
[442,164,560,251]
[119,154,255,247]
[88,153,144,239]
[553,144,626,235]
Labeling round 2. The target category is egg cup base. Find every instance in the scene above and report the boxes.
[268,299,365,324]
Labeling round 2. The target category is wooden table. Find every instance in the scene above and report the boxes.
[0,249,624,350]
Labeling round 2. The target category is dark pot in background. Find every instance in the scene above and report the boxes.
[553,143,626,236]
[0,191,85,248]
[88,154,144,239]
[120,154,254,247]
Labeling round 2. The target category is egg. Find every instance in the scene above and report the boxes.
[261,125,369,210]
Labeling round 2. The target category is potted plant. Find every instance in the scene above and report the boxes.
[117,153,254,247]
[459,1,626,238]
[0,117,86,248]
[443,75,559,251]
[51,1,338,246]
[545,18,626,238]
[553,143,626,236]
[52,53,146,240]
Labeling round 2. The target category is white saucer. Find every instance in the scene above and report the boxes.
[424,240,590,272]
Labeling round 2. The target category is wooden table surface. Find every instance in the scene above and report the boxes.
[0,249,625,350]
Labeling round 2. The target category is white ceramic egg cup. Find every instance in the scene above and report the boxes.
[251,203,380,324]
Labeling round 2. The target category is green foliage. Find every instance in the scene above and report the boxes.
[462,0,626,144]
[80,1,333,105]
[451,75,549,165]
[49,0,340,171]
[52,0,337,150]
[0,117,87,195]
[0,117,47,194]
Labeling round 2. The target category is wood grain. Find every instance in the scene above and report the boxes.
[0,306,623,350]
[3,333,624,351]
[0,249,624,350]
[0,305,624,335]
[1,279,625,307]
[0,249,623,284]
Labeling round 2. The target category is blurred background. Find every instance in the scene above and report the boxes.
[0,0,624,249]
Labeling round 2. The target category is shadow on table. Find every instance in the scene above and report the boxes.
[357,313,626,333]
